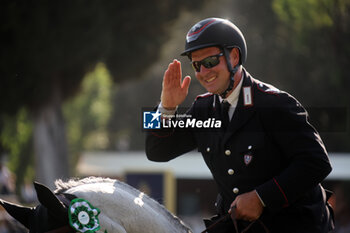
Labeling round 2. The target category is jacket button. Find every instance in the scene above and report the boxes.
[206,147,210,152]
[225,150,231,156]
[233,188,239,194]
[228,169,234,175]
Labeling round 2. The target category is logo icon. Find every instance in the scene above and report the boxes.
[244,154,253,165]
[143,110,161,129]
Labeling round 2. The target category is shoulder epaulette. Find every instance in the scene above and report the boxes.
[256,81,281,95]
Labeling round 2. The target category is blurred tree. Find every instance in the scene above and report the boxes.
[0,109,34,197]
[63,63,113,170]
[0,0,207,187]
[272,0,350,150]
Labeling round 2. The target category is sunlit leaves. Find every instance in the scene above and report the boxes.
[272,0,334,32]
[63,63,113,154]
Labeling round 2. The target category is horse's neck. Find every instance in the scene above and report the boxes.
[66,182,191,233]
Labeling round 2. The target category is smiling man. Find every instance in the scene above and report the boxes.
[145,18,334,233]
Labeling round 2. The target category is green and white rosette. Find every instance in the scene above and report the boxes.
[68,198,101,233]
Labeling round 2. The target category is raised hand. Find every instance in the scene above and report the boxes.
[160,59,191,110]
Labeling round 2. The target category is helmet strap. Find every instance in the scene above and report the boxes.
[220,47,239,98]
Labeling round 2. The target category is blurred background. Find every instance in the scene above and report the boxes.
[0,0,349,232]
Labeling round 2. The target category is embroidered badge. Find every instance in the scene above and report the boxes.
[68,198,101,233]
[244,154,253,165]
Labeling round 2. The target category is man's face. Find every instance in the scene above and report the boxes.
[191,46,230,94]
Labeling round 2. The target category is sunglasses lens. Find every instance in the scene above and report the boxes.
[191,54,221,72]
[202,57,220,68]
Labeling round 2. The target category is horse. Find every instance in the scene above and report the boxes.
[0,177,193,233]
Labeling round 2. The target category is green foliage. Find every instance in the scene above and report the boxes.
[0,109,34,193]
[0,109,32,171]
[271,0,350,151]
[272,0,334,31]
[272,0,350,48]
[272,0,350,90]
[63,63,113,167]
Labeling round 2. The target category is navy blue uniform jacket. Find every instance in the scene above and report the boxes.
[146,69,334,232]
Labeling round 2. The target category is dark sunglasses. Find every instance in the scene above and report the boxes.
[191,53,224,72]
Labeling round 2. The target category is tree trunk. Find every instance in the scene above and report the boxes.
[33,86,70,189]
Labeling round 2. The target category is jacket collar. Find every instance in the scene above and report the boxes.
[222,68,256,144]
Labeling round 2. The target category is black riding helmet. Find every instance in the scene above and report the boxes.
[181,18,247,98]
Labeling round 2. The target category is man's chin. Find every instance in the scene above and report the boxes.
[203,86,219,94]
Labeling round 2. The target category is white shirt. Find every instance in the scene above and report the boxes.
[218,74,244,121]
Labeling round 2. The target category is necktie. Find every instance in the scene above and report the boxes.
[221,101,231,129]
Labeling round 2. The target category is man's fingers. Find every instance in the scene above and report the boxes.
[228,202,237,214]
[173,60,182,86]
[163,61,177,87]
[181,76,191,91]
[164,60,180,86]
[161,60,189,108]
[168,59,178,78]
[164,60,190,93]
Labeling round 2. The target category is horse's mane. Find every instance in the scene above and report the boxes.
[54,176,115,193]
[54,177,192,232]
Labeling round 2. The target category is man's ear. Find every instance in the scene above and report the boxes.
[230,47,240,67]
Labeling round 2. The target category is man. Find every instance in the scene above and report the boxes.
[145,17,334,232]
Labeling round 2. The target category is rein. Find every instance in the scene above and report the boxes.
[201,214,230,233]
[201,207,270,233]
